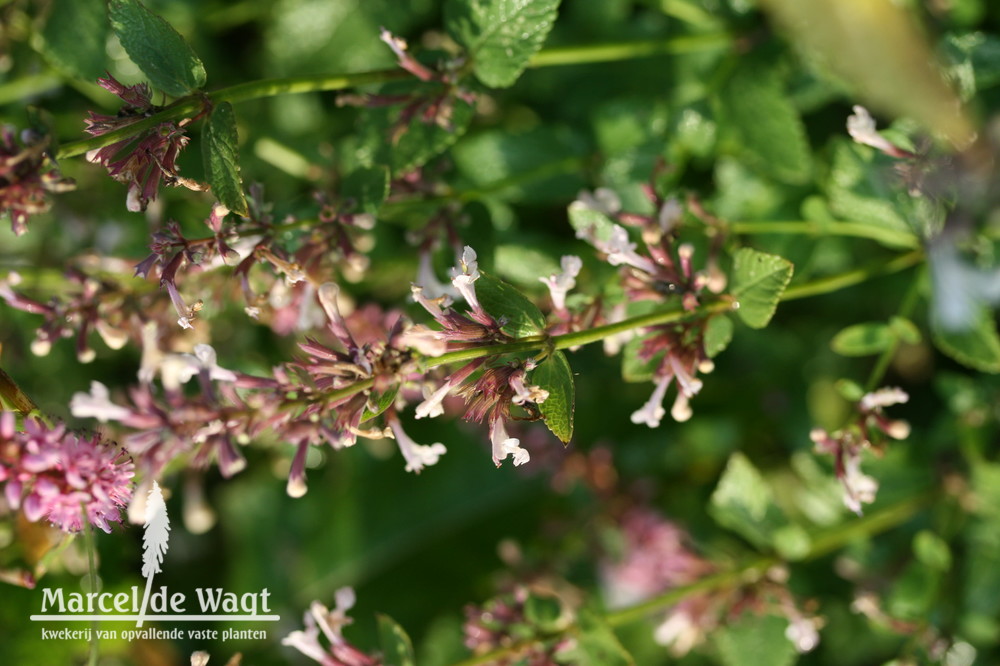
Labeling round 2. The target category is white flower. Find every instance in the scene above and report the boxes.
[574,187,622,216]
[654,608,701,657]
[415,381,453,419]
[489,419,530,467]
[449,246,481,312]
[389,417,447,473]
[631,375,671,428]
[415,251,457,300]
[604,225,657,274]
[859,386,909,411]
[160,344,237,391]
[846,105,907,156]
[69,381,131,422]
[539,255,582,311]
[841,452,878,515]
[785,615,821,653]
[509,370,549,406]
[658,197,683,234]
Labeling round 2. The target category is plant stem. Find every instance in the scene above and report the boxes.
[54,34,730,160]
[863,273,923,392]
[781,250,923,301]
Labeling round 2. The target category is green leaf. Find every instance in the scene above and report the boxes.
[730,248,794,329]
[567,201,618,245]
[835,378,865,402]
[931,306,1000,373]
[36,0,107,81]
[709,452,790,549]
[532,351,575,442]
[361,385,400,423]
[357,92,475,176]
[716,612,798,666]
[913,530,952,571]
[704,315,734,358]
[201,102,248,217]
[555,608,635,666]
[109,0,207,98]
[445,0,561,88]
[716,63,811,184]
[341,166,389,217]
[377,613,416,666]
[830,322,893,357]
[475,271,546,338]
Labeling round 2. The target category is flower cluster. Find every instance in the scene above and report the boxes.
[0,412,134,533]
[283,587,382,666]
[811,387,911,515]
[573,185,725,426]
[338,28,476,143]
[84,74,202,212]
[0,126,75,235]
[600,506,820,656]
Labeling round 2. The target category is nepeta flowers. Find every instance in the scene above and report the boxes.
[0,126,75,235]
[283,587,381,666]
[0,412,134,533]
[84,74,201,212]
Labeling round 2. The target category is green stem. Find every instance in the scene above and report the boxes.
[863,273,923,393]
[54,34,731,160]
[781,250,924,301]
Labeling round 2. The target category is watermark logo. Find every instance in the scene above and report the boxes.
[30,481,278,642]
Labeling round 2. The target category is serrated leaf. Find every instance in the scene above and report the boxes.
[704,315,734,358]
[201,102,248,217]
[730,248,794,329]
[716,63,811,184]
[109,0,206,98]
[341,166,389,217]
[831,322,894,357]
[445,0,561,88]
[377,614,416,666]
[361,385,399,423]
[475,271,546,338]
[716,613,798,666]
[931,307,1000,373]
[36,0,107,81]
[357,92,475,176]
[532,351,574,442]
[621,335,662,383]
[709,452,790,548]
[567,201,617,245]
[555,608,635,666]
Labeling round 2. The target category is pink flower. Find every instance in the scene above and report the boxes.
[84,74,200,212]
[0,126,75,235]
[0,412,134,533]
[282,588,382,666]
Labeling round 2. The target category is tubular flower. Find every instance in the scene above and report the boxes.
[282,588,382,666]
[0,412,134,533]
[1,126,75,235]
[84,73,201,212]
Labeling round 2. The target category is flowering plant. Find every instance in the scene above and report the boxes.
[2,0,1000,664]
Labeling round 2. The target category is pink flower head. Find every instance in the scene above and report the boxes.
[1,126,75,235]
[0,412,134,533]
